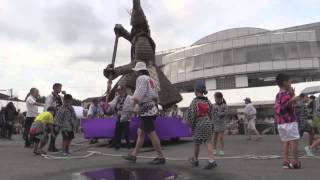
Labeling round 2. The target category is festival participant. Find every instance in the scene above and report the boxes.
[244,98,262,141]
[275,74,301,169]
[0,107,4,138]
[25,88,41,148]
[186,80,217,170]
[29,107,56,155]
[108,85,134,150]
[87,98,104,144]
[294,94,314,146]
[212,92,227,156]
[54,94,77,156]
[14,109,25,135]
[3,102,18,140]
[122,62,165,165]
[44,83,65,152]
[305,138,320,156]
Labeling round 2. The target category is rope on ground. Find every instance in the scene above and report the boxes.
[40,150,320,161]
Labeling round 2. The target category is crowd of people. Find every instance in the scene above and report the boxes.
[1,62,320,170]
[0,103,24,139]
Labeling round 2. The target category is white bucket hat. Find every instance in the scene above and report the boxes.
[132,61,147,71]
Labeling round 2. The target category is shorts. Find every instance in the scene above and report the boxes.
[140,116,156,133]
[278,122,300,142]
[247,119,257,131]
[299,122,314,137]
[61,131,74,140]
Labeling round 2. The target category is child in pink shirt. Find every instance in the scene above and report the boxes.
[275,74,301,169]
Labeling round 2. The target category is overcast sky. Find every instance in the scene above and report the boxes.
[1,0,320,100]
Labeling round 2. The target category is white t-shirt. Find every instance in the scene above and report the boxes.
[133,75,159,117]
[26,96,38,118]
[244,103,257,118]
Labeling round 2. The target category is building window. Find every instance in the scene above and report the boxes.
[247,45,272,63]
[213,52,223,67]
[233,48,247,64]
[163,65,171,77]
[185,57,194,72]
[223,49,233,65]
[170,62,178,77]
[272,44,286,60]
[285,42,299,59]
[299,42,312,58]
[216,76,235,89]
[203,53,214,68]
[311,41,320,57]
[177,60,185,73]
[193,56,203,70]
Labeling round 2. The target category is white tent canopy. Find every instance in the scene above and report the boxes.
[301,86,320,95]
[177,81,320,108]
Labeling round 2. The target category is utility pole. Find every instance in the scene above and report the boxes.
[9,88,12,99]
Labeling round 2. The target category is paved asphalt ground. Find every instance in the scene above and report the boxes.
[0,134,319,180]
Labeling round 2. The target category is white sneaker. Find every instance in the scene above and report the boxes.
[304,146,314,156]
[213,149,217,155]
[218,150,225,156]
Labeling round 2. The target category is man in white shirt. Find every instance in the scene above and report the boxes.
[25,88,42,147]
[45,83,65,152]
[244,98,262,141]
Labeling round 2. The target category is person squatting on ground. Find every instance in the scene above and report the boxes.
[44,83,65,152]
[275,73,301,169]
[25,88,41,148]
[108,85,134,150]
[54,94,77,156]
[186,80,217,170]
[244,98,262,141]
[294,93,315,146]
[3,102,18,139]
[29,107,56,155]
[212,92,228,156]
[122,62,166,165]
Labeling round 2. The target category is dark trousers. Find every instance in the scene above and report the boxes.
[5,123,13,139]
[114,121,131,148]
[25,117,35,147]
[48,125,59,150]
[0,125,5,138]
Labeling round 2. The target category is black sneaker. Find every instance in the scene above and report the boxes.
[204,161,217,170]
[149,157,166,165]
[122,155,137,163]
[189,158,199,167]
[48,148,59,152]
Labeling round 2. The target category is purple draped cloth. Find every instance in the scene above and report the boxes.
[81,117,191,140]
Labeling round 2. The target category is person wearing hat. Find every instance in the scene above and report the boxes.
[108,85,134,150]
[244,98,261,141]
[122,61,166,165]
[186,80,217,170]
[103,0,182,109]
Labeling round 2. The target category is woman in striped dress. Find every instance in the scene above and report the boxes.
[186,80,217,170]
[212,92,228,156]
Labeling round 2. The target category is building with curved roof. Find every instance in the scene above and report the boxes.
[156,22,320,92]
